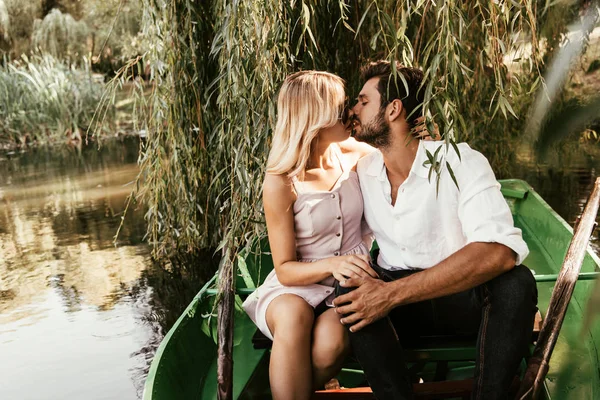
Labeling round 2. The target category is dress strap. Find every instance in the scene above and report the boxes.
[332,144,346,172]
[291,175,303,194]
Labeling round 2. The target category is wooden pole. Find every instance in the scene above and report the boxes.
[217,246,235,400]
[517,177,600,400]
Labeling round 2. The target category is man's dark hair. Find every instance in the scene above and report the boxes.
[360,60,425,127]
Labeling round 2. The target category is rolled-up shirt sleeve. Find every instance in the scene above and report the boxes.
[456,151,529,265]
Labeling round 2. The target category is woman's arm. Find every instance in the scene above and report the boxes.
[263,174,376,286]
[339,138,376,165]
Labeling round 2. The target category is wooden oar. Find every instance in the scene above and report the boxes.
[517,177,600,400]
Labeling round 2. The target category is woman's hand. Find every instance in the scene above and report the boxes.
[327,254,379,282]
[413,116,440,140]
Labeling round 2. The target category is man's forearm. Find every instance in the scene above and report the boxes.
[388,242,516,306]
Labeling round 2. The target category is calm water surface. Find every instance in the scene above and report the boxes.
[0,138,160,400]
[0,138,599,400]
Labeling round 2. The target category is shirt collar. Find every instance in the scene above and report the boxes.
[365,150,387,181]
[365,140,434,181]
[411,140,438,179]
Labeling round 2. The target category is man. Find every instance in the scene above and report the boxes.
[333,60,538,399]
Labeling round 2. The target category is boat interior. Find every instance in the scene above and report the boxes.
[143,180,600,400]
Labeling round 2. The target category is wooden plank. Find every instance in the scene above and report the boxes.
[313,379,473,399]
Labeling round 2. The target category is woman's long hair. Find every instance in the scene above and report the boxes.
[267,71,346,178]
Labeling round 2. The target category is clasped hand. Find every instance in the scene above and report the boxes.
[328,254,377,282]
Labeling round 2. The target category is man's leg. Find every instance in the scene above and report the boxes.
[426,265,538,399]
[471,264,538,399]
[335,265,415,400]
[336,263,537,399]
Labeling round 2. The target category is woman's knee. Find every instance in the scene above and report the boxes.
[312,338,348,371]
[267,295,315,339]
[312,313,349,371]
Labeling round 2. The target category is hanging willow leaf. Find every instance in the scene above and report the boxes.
[447,161,459,190]
[450,139,461,161]
[100,0,580,270]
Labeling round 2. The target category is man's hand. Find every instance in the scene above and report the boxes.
[333,276,396,332]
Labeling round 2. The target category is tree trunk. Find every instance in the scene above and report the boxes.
[217,247,235,400]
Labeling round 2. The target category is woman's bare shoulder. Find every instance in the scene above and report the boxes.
[339,137,376,159]
[263,173,296,206]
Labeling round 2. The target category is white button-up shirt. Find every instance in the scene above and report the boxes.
[357,140,529,270]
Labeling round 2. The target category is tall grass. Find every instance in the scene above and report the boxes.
[0,53,111,147]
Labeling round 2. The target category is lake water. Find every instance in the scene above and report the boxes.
[0,138,599,400]
[0,138,159,400]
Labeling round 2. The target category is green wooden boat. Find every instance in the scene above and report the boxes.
[143,180,600,400]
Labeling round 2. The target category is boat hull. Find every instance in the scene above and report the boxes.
[144,180,600,400]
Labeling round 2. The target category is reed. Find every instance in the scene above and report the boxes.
[0,53,111,146]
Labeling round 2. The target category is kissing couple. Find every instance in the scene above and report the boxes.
[243,60,538,400]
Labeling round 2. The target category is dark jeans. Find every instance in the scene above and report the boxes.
[335,261,538,400]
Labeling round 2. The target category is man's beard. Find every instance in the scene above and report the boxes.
[354,109,391,149]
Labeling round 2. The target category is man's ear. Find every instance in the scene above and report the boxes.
[388,99,404,122]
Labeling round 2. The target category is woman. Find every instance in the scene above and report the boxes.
[242,70,376,399]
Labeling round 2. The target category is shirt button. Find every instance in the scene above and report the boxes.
[401,247,406,251]
[336,233,341,237]
[336,216,341,220]
[395,215,401,220]
[334,251,340,256]
[325,289,332,294]
[331,194,336,198]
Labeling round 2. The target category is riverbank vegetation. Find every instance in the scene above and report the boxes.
[0,0,143,147]
[0,54,105,147]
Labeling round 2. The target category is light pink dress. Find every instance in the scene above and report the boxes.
[242,146,370,340]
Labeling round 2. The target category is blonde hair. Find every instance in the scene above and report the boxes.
[267,70,346,177]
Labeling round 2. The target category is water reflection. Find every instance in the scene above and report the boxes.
[509,142,600,252]
[0,138,154,400]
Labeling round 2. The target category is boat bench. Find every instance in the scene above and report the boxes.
[251,311,543,358]
[251,312,542,399]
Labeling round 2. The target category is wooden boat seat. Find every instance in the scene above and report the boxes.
[252,310,543,355]
[251,312,542,398]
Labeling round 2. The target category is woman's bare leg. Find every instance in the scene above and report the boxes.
[311,308,350,389]
[266,294,315,400]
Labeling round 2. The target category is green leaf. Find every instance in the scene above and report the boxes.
[355,1,374,39]
[503,97,518,119]
[433,145,442,161]
[450,139,461,161]
[428,162,434,183]
[426,149,434,164]
[237,254,256,289]
[447,162,459,190]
